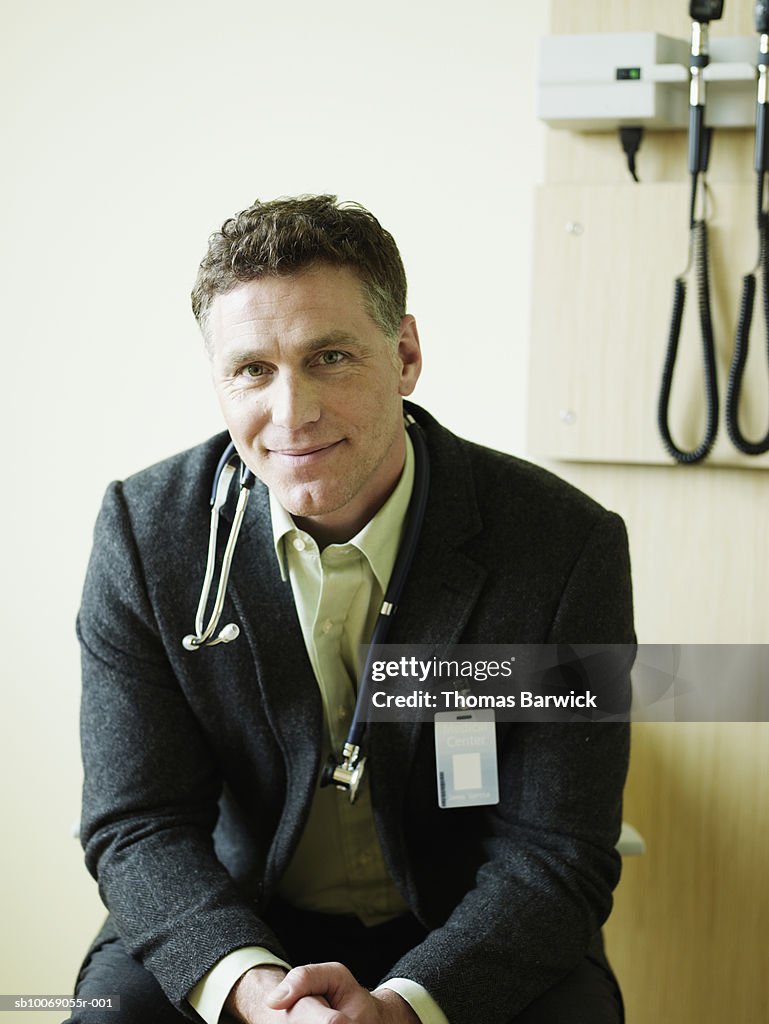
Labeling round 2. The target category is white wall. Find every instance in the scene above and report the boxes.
[0,0,548,1006]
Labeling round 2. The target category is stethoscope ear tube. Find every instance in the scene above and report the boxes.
[182,444,255,651]
[210,442,238,504]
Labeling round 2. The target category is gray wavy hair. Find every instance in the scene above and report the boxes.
[191,194,407,348]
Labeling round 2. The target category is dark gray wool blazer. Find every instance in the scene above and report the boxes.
[77,403,635,1024]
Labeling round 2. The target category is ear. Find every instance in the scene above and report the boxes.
[396,315,422,397]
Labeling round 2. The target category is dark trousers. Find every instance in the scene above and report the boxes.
[65,906,624,1024]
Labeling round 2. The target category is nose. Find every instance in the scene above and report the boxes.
[270,370,321,431]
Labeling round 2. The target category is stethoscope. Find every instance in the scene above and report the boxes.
[182,407,431,802]
[182,447,256,651]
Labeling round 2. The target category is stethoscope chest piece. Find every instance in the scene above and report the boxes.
[321,743,367,803]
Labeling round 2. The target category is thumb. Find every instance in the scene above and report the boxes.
[266,962,355,1009]
[265,980,291,1007]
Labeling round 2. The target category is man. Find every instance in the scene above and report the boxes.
[70,195,634,1024]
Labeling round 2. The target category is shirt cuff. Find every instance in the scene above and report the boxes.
[187,946,291,1024]
[377,978,450,1024]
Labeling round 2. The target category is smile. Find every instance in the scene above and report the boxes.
[267,440,344,464]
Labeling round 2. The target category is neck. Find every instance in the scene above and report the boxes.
[293,432,407,548]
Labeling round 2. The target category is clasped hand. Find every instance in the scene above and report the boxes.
[226,962,418,1024]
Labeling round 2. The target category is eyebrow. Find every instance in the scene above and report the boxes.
[220,330,362,372]
[303,330,360,352]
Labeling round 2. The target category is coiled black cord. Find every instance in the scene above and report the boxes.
[658,215,720,463]
[725,174,769,455]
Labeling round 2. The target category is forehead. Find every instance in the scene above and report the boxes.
[209,265,373,345]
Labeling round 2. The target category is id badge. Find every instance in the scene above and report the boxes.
[434,710,499,808]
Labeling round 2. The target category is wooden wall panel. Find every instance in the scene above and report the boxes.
[550,0,752,38]
[604,723,769,1024]
[528,183,769,468]
[546,460,769,644]
[531,2,769,1022]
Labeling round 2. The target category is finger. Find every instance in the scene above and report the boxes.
[283,994,347,1023]
[267,962,355,1009]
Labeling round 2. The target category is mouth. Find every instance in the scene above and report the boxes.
[267,439,344,463]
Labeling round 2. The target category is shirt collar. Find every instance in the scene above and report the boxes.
[270,431,415,590]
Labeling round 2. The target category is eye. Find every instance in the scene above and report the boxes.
[318,350,346,366]
[242,363,267,378]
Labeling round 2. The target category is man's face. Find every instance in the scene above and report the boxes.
[209,264,421,541]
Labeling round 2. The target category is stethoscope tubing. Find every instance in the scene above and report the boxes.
[346,412,430,749]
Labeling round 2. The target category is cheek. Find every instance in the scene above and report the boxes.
[333,379,392,423]
[217,393,265,439]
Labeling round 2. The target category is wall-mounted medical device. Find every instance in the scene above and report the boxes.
[657,2,724,465]
[539,31,757,133]
[726,0,769,455]
[538,11,769,465]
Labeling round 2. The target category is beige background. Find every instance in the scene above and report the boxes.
[1,1,767,1022]
[0,0,548,1019]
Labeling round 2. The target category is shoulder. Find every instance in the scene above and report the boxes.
[409,404,634,642]
[118,431,233,520]
[88,432,270,588]
[464,438,605,518]
[412,403,616,539]
[108,430,273,542]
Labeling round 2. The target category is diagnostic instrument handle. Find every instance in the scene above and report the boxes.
[689,0,724,21]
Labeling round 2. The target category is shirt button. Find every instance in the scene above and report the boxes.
[322,619,334,634]
[292,537,306,552]
[337,706,349,721]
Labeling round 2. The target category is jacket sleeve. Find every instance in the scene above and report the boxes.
[381,511,635,1024]
[77,481,285,1011]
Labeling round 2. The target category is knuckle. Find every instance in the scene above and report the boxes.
[288,963,312,984]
